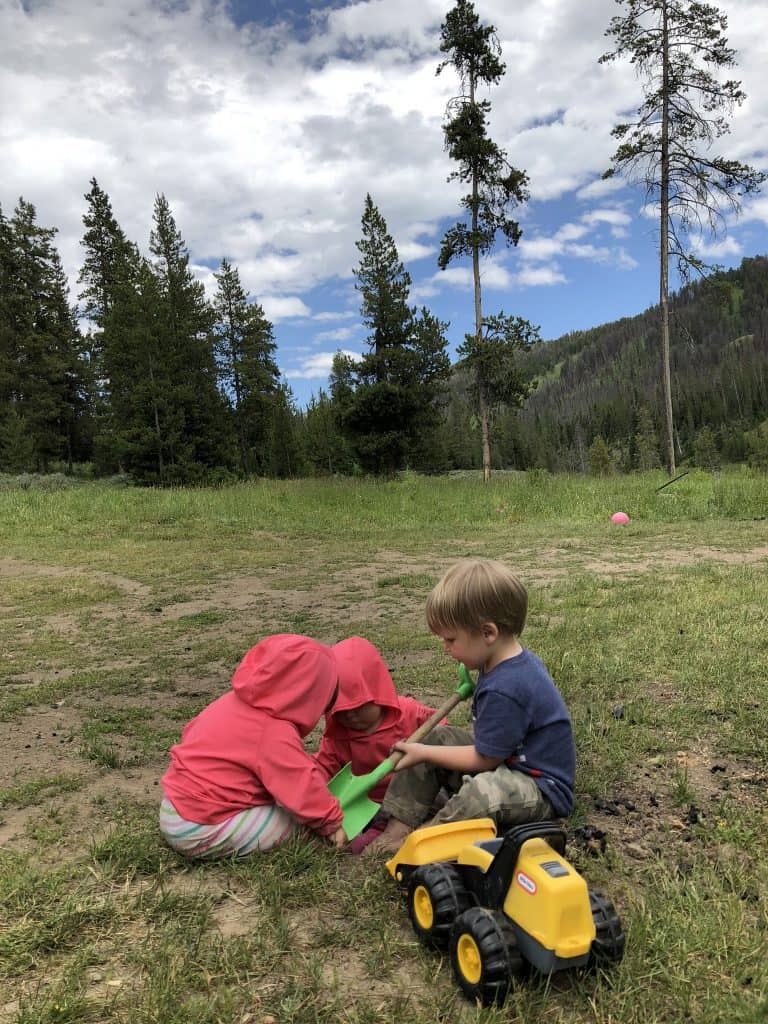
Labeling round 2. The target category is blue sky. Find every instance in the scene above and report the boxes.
[2,0,767,408]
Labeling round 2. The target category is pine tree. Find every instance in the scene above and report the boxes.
[145,194,234,482]
[212,258,280,476]
[100,256,169,479]
[588,435,614,476]
[692,425,721,470]
[97,195,233,483]
[0,205,17,464]
[78,179,140,467]
[633,405,661,469]
[437,0,534,481]
[601,0,766,475]
[263,384,303,478]
[301,390,355,476]
[342,195,450,474]
[0,200,89,472]
[78,179,137,389]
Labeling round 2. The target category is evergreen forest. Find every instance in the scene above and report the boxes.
[1,185,767,483]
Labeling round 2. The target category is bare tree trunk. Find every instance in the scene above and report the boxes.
[469,75,491,483]
[660,2,676,476]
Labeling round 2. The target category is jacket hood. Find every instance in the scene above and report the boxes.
[325,636,399,736]
[231,634,338,737]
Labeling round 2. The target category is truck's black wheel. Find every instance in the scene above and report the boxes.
[407,863,471,950]
[588,891,625,967]
[449,907,524,1007]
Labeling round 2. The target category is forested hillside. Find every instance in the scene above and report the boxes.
[487,256,768,473]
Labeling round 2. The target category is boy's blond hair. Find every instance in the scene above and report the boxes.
[426,558,527,637]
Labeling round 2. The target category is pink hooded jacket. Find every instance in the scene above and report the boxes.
[161,634,343,836]
[314,636,437,803]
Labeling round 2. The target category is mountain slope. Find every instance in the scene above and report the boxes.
[506,255,768,470]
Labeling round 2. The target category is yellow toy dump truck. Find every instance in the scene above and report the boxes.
[386,818,624,1006]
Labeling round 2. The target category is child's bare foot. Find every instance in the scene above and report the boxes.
[361,817,411,856]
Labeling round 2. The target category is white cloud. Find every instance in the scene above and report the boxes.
[261,296,312,322]
[519,236,567,261]
[312,310,357,322]
[616,248,640,270]
[285,349,362,380]
[576,176,627,201]
[434,266,473,289]
[737,194,768,228]
[582,209,632,237]
[481,261,514,289]
[398,240,435,262]
[314,326,360,343]
[516,264,568,287]
[519,209,635,269]
[692,236,743,259]
[415,257,512,297]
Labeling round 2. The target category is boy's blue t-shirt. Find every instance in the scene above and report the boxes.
[472,648,575,817]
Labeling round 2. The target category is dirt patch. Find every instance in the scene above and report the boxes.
[573,747,766,866]
[0,694,161,849]
[532,543,768,581]
[0,557,152,599]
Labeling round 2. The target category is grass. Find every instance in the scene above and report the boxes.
[0,469,767,1023]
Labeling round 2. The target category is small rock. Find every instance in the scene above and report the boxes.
[572,824,607,855]
[625,842,651,860]
[593,798,620,816]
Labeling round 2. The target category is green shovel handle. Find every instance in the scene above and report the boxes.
[455,663,474,700]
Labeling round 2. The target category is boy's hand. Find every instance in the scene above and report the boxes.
[329,826,348,849]
[392,741,501,774]
[391,741,429,771]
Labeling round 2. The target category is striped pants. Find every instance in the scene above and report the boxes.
[159,797,295,858]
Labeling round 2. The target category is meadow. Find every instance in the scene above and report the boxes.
[1,468,766,1024]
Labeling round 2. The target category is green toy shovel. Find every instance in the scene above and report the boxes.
[327,664,475,840]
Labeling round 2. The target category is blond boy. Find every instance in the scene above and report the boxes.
[367,559,575,854]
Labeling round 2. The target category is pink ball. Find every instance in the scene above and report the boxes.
[611,511,630,525]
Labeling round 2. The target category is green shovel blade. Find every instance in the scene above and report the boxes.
[328,757,395,839]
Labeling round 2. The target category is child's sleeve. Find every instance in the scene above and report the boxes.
[311,734,347,782]
[257,723,344,836]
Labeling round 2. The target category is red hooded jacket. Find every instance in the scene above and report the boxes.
[314,636,437,803]
[161,634,343,836]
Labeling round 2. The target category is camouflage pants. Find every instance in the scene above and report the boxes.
[381,725,555,830]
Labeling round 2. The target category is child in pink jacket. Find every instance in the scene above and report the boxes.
[160,634,345,858]
[314,636,439,851]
